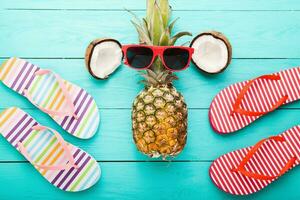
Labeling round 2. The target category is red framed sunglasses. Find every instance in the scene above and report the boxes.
[122,45,194,71]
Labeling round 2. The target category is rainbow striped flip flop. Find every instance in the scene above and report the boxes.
[0,57,100,139]
[0,107,101,192]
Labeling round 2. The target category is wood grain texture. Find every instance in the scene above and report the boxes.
[1,10,300,58]
[1,0,300,199]
[0,162,299,200]
[1,0,300,10]
[0,108,299,162]
[0,58,300,109]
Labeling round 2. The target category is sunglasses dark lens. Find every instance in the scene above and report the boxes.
[126,47,153,69]
[163,48,190,70]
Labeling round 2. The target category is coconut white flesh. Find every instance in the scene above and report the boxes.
[90,41,123,79]
[191,35,229,73]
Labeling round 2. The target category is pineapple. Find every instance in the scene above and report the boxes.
[130,0,192,158]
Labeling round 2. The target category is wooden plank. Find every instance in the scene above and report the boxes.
[0,162,299,199]
[1,58,300,109]
[0,108,299,161]
[1,1,300,199]
[2,0,300,10]
[0,10,300,58]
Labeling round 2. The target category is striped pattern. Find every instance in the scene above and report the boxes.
[209,67,300,134]
[209,126,300,195]
[0,57,100,139]
[0,107,101,192]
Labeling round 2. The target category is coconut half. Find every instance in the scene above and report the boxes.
[190,31,232,74]
[85,38,123,79]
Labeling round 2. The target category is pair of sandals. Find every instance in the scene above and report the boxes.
[0,57,101,192]
[2,58,300,194]
[209,67,300,195]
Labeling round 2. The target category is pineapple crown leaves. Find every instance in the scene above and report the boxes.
[139,69,178,87]
[126,0,192,86]
[127,0,192,46]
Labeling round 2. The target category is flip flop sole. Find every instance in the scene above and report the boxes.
[0,58,100,139]
[209,126,300,195]
[209,67,300,134]
[0,107,101,192]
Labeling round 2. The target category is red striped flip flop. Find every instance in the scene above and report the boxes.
[209,126,300,195]
[209,67,300,134]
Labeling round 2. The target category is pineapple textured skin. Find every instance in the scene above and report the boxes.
[132,85,187,158]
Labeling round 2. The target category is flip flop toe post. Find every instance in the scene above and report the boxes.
[209,68,300,134]
[0,57,100,139]
[0,107,101,192]
[209,126,300,195]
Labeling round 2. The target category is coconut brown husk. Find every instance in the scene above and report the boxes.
[85,38,123,79]
[190,31,232,74]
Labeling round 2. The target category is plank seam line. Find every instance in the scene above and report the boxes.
[0,108,299,110]
[0,160,213,163]
[1,57,300,60]
[3,8,300,12]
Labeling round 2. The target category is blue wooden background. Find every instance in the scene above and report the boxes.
[1,0,300,199]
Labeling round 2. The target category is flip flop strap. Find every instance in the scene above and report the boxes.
[18,125,78,170]
[231,75,288,117]
[231,136,297,180]
[24,69,78,119]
